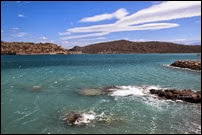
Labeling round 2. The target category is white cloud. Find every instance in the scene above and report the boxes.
[61,23,178,40]
[152,1,163,5]
[80,8,128,22]
[61,41,69,44]
[11,27,20,30]
[114,8,129,19]
[59,1,201,40]
[130,38,201,45]
[58,31,71,36]
[60,32,109,40]
[11,32,28,37]
[171,39,201,45]
[16,1,30,4]
[68,23,178,33]
[18,14,25,18]
[1,29,3,33]
[49,40,55,43]
[60,40,94,49]
[116,1,201,26]
[130,39,147,42]
[78,37,106,41]
[95,37,106,40]
[40,36,48,40]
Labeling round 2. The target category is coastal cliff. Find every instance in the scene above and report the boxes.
[70,40,201,54]
[1,41,69,55]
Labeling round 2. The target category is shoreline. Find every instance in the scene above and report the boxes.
[163,64,201,72]
[1,53,200,55]
[170,60,201,71]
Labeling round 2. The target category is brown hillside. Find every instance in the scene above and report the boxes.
[1,41,69,55]
[70,40,201,54]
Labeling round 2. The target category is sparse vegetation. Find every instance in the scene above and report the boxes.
[70,40,201,54]
[1,41,69,54]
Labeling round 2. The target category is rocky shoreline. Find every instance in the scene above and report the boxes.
[150,89,201,103]
[170,60,201,71]
[79,86,201,104]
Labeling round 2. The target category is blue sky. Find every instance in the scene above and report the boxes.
[1,1,201,49]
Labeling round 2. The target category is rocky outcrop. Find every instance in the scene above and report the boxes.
[64,111,96,125]
[150,89,201,103]
[170,60,201,70]
[64,111,122,126]
[66,112,83,125]
[70,40,201,54]
[1,41,69,55]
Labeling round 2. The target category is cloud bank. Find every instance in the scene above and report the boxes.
[80,8,128,22]
[59,1,201,40]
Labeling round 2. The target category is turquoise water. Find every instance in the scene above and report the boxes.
[1,54,201,134]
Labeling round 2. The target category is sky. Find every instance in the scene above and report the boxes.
[1,1,201,49]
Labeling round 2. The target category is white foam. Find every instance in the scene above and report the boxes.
[65,111,114,125]
[74,111,96,125]
[108,85,161,97]
[54,81,58,84]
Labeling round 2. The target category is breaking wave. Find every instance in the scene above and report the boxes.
[107,85,162,97]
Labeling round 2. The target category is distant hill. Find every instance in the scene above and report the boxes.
[69,40,201,54]
[1,41,69,55]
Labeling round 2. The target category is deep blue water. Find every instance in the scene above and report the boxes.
[1,54,201,134]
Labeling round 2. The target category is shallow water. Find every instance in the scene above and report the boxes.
[1,54,201,134]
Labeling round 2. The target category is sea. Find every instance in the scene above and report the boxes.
[1,54,201,134]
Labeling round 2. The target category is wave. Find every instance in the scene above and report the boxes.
[107,85,162,97]
[62,111,96,125]
[74,111,96,125]
[62,110,122,126]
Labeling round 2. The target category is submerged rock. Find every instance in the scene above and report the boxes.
[170,60,201,71]
[79,86,121,96]
[103,86,121,93]
[79,88,106,96]
[32,85,43,91]
[96,113,123,124]
[150,89,201,103]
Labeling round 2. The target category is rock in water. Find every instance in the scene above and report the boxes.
[170,60,201,71]
[79,88,105,96]
[65,111,96,125]
[66,112,83,125]
[150,89,201,103]
[64,111,124,126]
[32,85,43,91]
